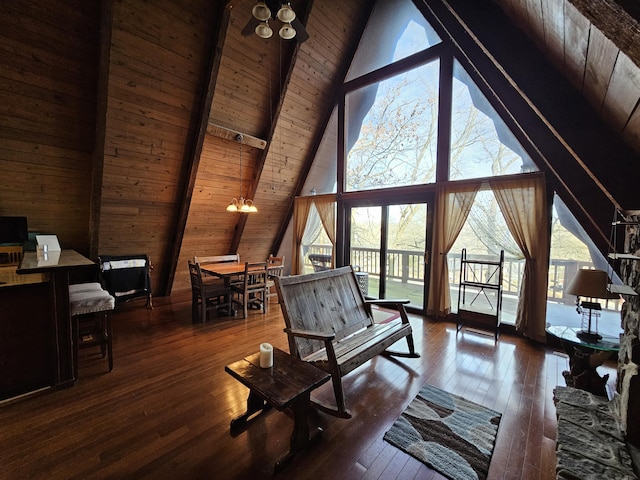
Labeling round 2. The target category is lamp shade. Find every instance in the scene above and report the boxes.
[566,269,617,299]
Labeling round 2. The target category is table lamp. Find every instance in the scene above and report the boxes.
[565,269,617,342]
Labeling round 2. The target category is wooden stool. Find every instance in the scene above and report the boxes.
[69,285,115,376]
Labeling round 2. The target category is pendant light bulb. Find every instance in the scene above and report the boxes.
[252,2,271,21]
[255,21,273,39]
[279,23,296,40]
[276,4,296,23]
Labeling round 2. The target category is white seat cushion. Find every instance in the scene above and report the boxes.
[69,282,104,294]
[70,290,115,316]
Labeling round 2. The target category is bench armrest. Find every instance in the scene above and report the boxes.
[365,299,411,325]
[365,298,410,306]
[284,327,336,342]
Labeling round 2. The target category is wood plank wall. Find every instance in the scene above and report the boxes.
[100,0,218,294]
[0,0,99,252]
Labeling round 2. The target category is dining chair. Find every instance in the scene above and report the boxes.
[230,261,268,319]
[188,260,231,323]
[266,254,285,303]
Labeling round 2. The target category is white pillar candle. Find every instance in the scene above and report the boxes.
[259,342,273,368]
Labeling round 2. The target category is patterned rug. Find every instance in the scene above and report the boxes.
[384,384,501,480]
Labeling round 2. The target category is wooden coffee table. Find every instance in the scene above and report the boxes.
[225,347,331,471]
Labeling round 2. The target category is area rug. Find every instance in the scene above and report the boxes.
[384,384,501,480]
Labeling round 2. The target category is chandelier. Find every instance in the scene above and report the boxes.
[252,2,298,40]
[227,134,258,213]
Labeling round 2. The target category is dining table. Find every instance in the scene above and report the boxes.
[200,261,280,278]
[200,261,274,315]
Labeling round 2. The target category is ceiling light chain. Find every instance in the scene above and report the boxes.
[251,1,297,40]
[227,133,258,213]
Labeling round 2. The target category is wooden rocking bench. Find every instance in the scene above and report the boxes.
[275,266,420,418]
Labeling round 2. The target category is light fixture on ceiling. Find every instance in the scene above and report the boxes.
[251,2,271,21]
[279,23,296,40]
[276,3,296,23]
[255,21,273,39]
[227,134,258,213]
[250,1,298,40]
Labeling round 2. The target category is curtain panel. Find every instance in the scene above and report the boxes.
[490,173,549,342]
[292,194,337,274]
[427,182,480,317]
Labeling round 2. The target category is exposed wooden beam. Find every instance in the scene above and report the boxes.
[229,1,314,254]
[206,122,267,150]
[269,2,375,258]
[90,0,113,260]
[164,3,230,295]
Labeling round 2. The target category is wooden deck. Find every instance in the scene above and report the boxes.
[1,291,618,479]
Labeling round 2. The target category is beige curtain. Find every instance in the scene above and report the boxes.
[427,183,480,317]
[314,195,336,268]
[291,194,336,274]
[490,173,549,342]
[292,196,313,275]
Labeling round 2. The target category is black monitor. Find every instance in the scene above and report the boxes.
[0,216,28,244]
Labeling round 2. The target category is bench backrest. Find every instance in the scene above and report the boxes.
[276,266,373,359]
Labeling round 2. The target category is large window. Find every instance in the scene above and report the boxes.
[345,60,440,191]
[450,61,536,180]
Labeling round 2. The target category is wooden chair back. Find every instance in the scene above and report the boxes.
[231,261,268,318]
[266,254,285,301]
[195,254,239,265]
[188,260,205,293]
[276,266,372,359]
[0,245,23,266]
[188,260,230,323]
[267,254,284,276]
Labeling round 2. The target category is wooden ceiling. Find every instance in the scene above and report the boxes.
[494,0,640,160]
[166,0,640,292]
[3,0,639,297]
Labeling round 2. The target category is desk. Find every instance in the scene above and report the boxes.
[17,250,95,390]
[225,347,330,472]
[547,325,620,397]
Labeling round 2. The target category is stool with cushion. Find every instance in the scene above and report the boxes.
[69,285,115,375]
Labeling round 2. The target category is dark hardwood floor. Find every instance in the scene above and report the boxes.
[1,292,617,479]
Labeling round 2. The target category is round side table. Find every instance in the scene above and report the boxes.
[546,325,620,397]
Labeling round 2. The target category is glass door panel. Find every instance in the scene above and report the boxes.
[349,202,430,312]
[350,206,382,296]
[386,204,428,309]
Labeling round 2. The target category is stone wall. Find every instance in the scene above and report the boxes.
[616,213,640,447]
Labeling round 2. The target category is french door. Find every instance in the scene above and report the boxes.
[346,200,432,314]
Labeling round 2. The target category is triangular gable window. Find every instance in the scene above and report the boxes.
[345,0,441,81]
[449,59,538,180]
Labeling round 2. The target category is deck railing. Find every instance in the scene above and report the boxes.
[307,245,620,309]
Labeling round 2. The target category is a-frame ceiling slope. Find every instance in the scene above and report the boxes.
[175,0,640,291]
[416,0,640,257]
